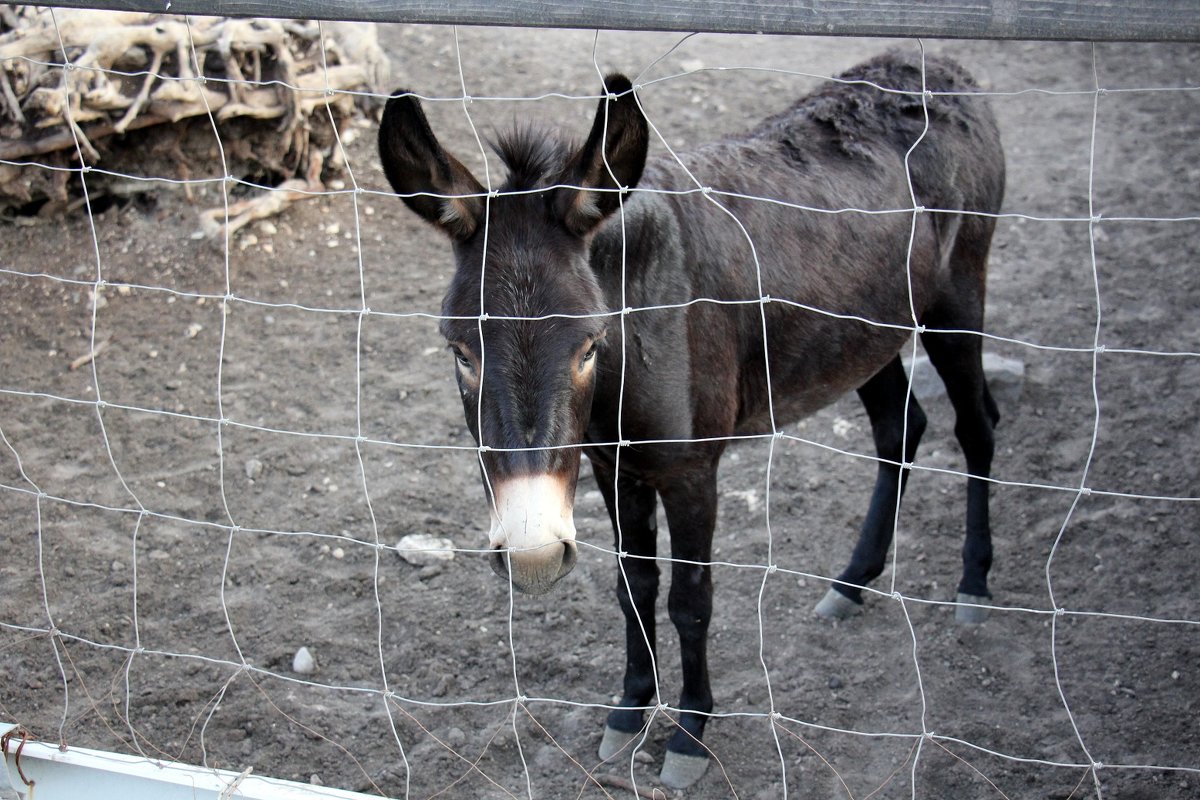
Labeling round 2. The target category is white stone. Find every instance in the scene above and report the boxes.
[832,416,858,438]
[396,533,455,566]
[903,352,1025,404]
[292,646,316,675]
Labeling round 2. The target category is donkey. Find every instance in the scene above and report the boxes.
[378,51,1004,788]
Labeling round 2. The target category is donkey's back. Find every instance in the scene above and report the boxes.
[597,52,1005,439]
[754,52,1003,214]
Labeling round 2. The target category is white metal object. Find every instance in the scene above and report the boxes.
[1,723,378,800]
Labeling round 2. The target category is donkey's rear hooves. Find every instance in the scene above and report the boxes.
[814,587,863,620]
[660,750,710,789]
[598,725,639,761]
[954,593,991,624]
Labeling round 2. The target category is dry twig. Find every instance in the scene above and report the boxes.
[0,7,388,229]
[68,334,113,371]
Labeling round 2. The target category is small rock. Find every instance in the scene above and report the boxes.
[309,774,323,786]
[331,547,345,560]
[828,676,844,691]
[832,417,857,438]
[634,749,655,764]
[110,559,124,572]
[244,458,264,480]
[418,564,444,581]
[292,646,316,675]
[444,726,466,747]
[396,534,455,566]
[904,352,1025,405]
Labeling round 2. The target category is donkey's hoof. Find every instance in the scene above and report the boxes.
[660,750,709,789]
[598,725,639,761]
[954,593,991,624]
[814,587,863,620]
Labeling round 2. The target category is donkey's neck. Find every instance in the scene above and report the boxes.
[587,190,690,313]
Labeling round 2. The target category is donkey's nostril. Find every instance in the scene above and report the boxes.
[558,540,578,579]
[489,546,511,582]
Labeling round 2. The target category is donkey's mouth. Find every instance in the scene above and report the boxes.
[486,473,579,594]
[490,540,578,595]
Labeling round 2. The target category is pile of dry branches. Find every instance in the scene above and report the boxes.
[0,6,390,230]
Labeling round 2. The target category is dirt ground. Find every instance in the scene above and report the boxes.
[2,19,1199,800]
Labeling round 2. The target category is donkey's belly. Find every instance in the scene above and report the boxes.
[732,317,913,435]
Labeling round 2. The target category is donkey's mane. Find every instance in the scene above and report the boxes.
[492,125,575,192]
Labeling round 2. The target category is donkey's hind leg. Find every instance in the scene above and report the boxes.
[921,323,1000,623]
[816,356,927,620]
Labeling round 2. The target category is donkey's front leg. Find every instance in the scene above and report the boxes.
[593,463,662,762]
[657,472,718,789]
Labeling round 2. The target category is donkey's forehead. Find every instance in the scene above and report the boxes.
[440,238,605,337]
[442,263,600,317]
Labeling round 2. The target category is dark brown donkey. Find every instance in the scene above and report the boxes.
[378,51,1004,788]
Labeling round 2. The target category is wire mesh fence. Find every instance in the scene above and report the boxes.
[2,7,1199,799]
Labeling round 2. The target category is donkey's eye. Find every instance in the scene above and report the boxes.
[450,346,472,370]
[579,331,606,372]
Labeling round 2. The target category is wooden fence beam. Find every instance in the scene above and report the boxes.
[20,1,1200,42]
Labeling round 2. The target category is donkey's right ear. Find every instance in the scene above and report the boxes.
[379,91,485,241]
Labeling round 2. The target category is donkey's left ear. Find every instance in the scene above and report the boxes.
[378,90,485,241]
[556,74,649,236]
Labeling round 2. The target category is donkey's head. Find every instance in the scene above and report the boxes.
[379,76,648,594]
